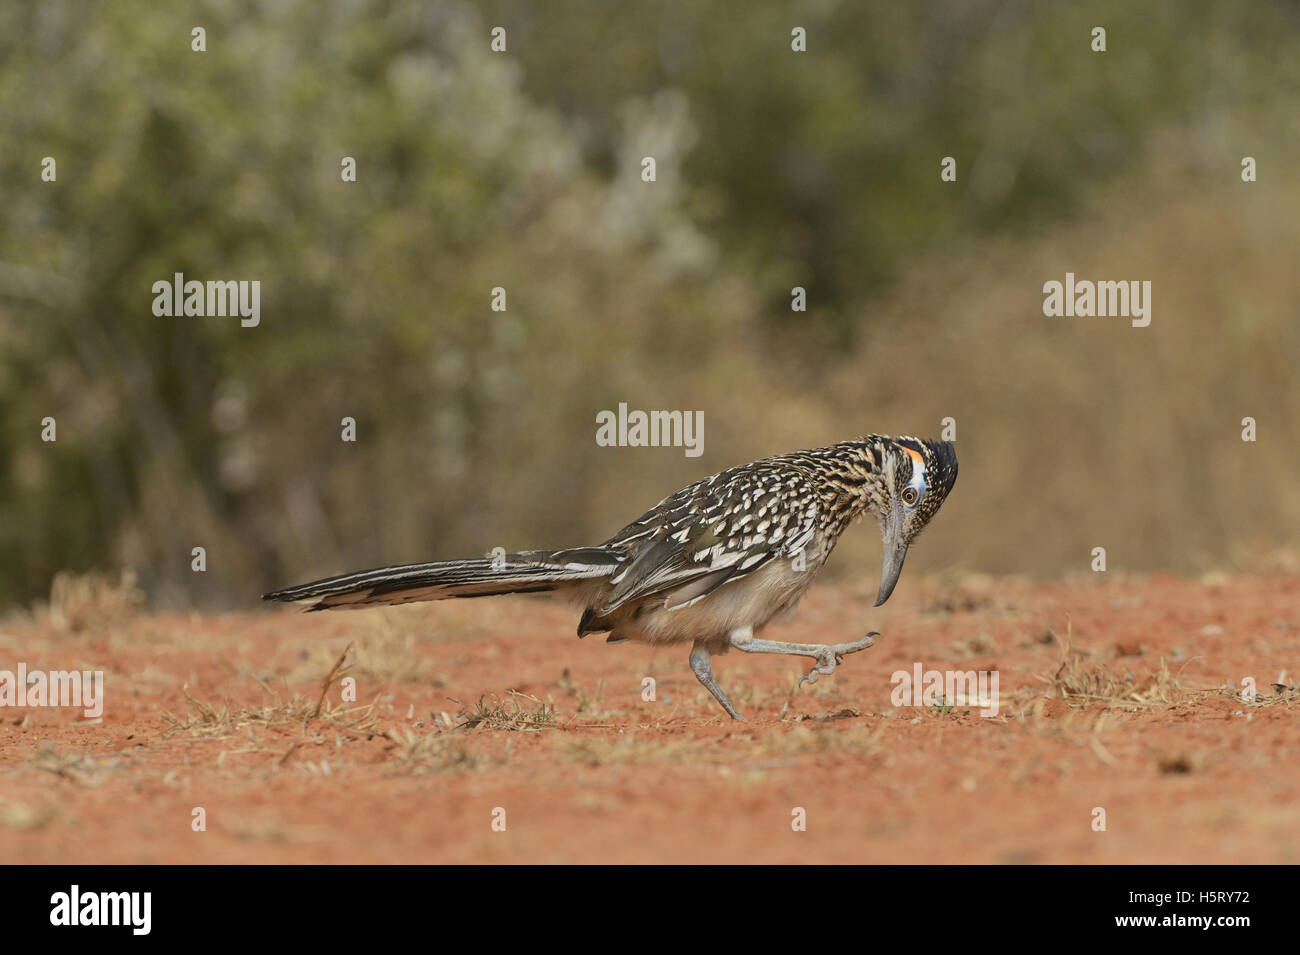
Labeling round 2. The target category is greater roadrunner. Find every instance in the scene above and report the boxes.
[264,435,958,720]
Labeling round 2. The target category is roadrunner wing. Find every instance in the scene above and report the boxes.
[596,463,820,615]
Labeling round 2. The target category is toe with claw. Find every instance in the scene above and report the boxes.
[798,651,841,688]
[796,631,880,689]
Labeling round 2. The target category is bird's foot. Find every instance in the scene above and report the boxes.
[797,654,839,687]
[797,631,879,688]
[689,640,747,721]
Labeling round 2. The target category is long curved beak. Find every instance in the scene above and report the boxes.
[875,502,909,606]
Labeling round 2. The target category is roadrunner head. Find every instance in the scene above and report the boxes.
[870,436,959,606]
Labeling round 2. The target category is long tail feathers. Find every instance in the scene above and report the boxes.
[262,548,618,612]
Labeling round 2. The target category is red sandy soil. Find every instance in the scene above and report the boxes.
[0,572,1296,864]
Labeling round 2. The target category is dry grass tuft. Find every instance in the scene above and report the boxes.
[1242,679,1298,707]
[1037,618,1196,709]
[1046,653,1194,709]
[456,691,556,731]
[163,647,378,739]
[162,686,378,738]
[46,570,144,632]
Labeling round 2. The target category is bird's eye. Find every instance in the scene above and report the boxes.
[901,487,920,506]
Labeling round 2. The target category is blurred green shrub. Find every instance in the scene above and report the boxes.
[0,1,1296,609]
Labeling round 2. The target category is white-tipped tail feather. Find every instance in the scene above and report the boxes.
[262,548,619,612]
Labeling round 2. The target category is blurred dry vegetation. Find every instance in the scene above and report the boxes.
[0,0,1296,610]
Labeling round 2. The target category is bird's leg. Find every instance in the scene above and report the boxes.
[728,630,879,689]
[689,640,747,721]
